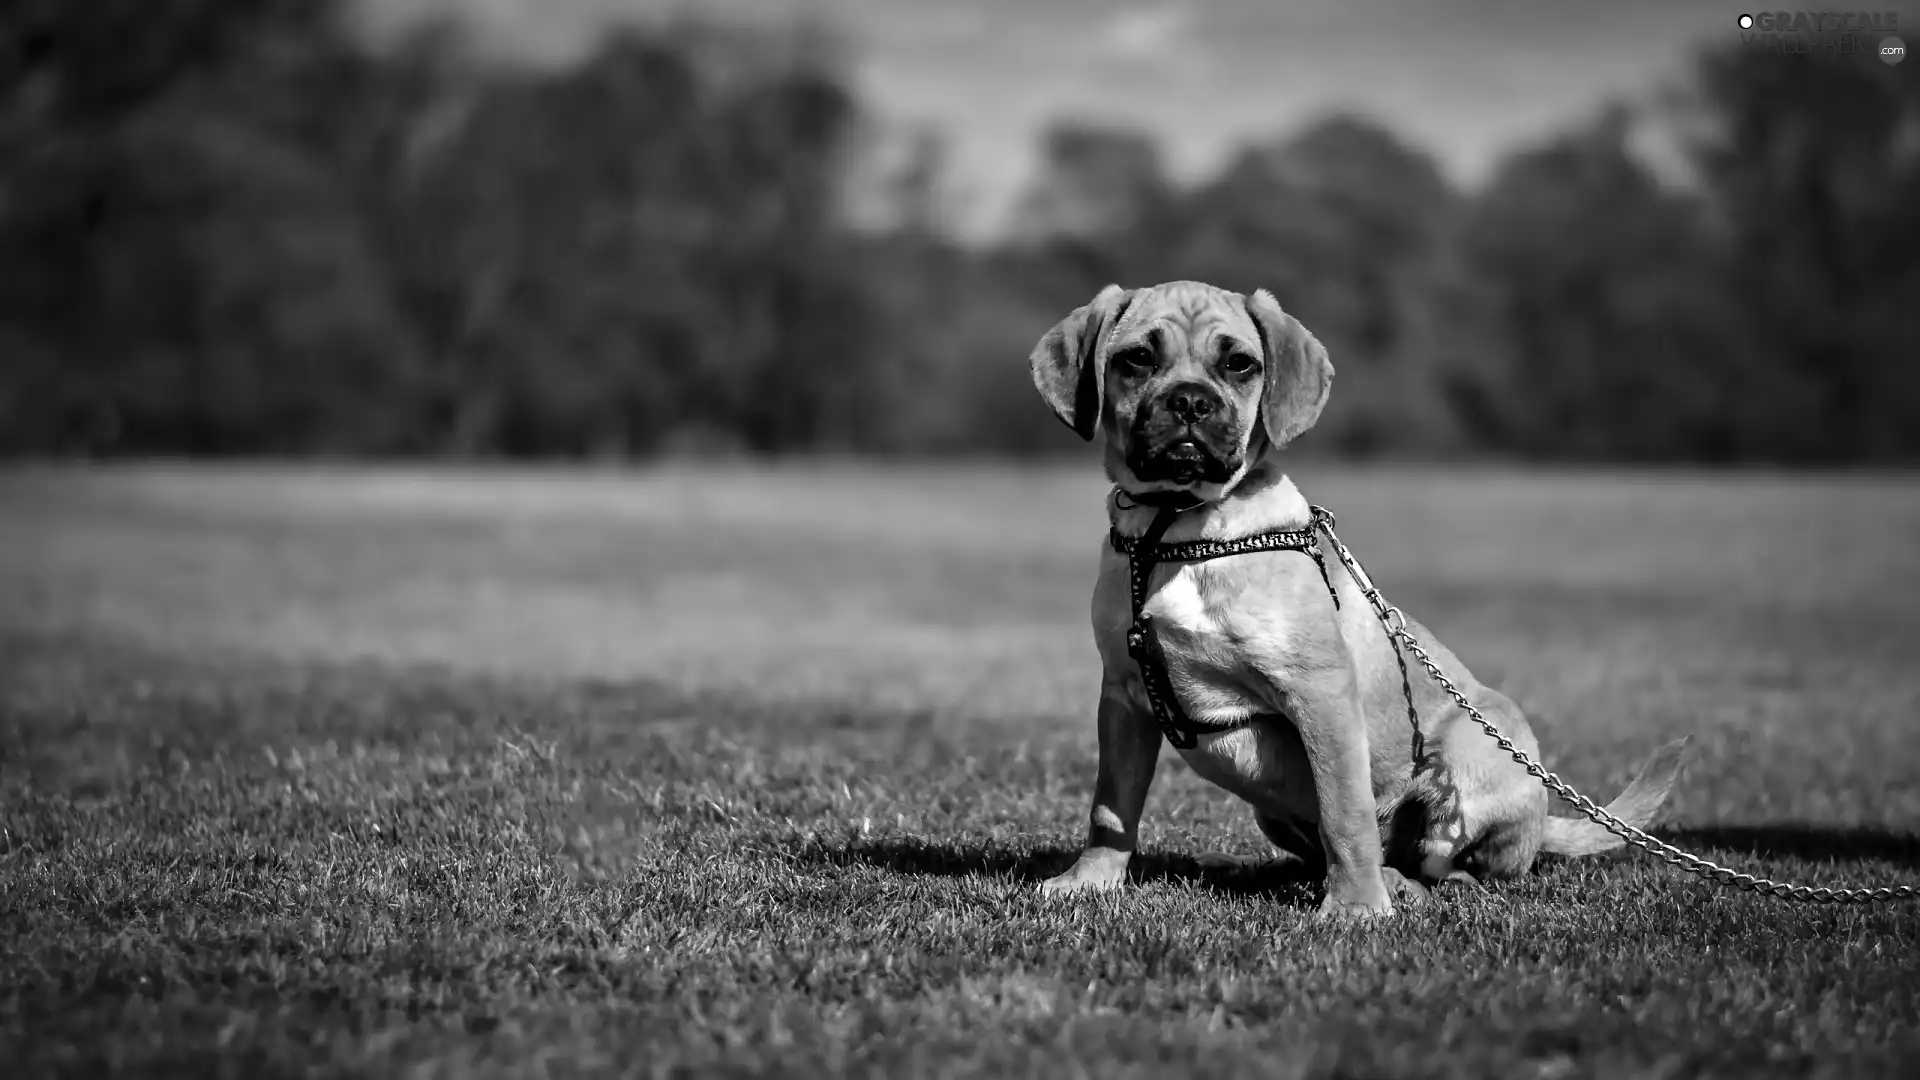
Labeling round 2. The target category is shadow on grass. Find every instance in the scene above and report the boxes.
[809,825,1920,902]
[1655,824,1920,869]
[801,836,1322,900]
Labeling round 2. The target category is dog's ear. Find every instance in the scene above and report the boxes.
[1030,284,1134,441]
[1243,288,1333,449]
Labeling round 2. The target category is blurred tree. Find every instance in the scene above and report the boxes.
[860,119,1170,458]
[1453,106,1738,460]
[1010,122,1173,248]
[0,0,417,454]
[699,56,876,452]
[1679,42,1920,462]
[0,0,323,131]
[997,119,1182,335]
[1171,115,1462,455]
[2,3,1913,464]
[885,126,955,240]
[0,2,878,457]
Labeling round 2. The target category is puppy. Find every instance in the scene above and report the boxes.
[1030,280,1687,918]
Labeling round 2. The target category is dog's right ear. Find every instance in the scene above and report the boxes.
[1029,284,1133,441]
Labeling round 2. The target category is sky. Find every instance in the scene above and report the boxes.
[351,1,1856,235]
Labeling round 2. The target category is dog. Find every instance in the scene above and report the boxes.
[1029,280,1688,918]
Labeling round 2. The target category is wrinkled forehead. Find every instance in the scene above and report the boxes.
[1106,283,1260,358]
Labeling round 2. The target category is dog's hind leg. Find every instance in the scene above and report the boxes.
[1254,810,1326,873]
[1409,685,1551,885]
[1423,812,1544,885]
[1195,811,1321,872]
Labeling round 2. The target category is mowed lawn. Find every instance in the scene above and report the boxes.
[3,462,1919,1078]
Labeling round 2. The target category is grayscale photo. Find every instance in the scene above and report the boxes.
[2,1,1916,1076]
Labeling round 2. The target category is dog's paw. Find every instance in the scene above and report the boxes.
[1039,853,1129,897]
[1315,894,1395,920]
[1195,850,1261,871]
[1039,870,1125,898]
[1382,866,1432,906]
[1435,869,1485,891]
[1314,867,1400,920]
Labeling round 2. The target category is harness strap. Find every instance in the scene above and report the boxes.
[1123,506,1196,748]
[1309,505,1419,744]
[1117,505,1342,750]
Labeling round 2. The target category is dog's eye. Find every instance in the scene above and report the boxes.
[1114,348,1156,373]
[1222,353,1259,376]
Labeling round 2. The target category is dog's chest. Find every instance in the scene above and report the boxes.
[1096,555,1316,814]
[1095,555,1295,726]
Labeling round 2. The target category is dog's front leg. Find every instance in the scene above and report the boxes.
[1292,672,1396,918]
[1041,680,1159,896]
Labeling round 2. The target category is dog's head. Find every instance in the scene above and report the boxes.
[1029,280,1333,501]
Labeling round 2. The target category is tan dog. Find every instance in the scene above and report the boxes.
[1031,280,1687,918]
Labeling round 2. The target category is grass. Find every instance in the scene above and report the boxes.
[2,461,1918,1078]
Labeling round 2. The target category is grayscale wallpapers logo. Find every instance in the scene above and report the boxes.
[1736,11,1905,62]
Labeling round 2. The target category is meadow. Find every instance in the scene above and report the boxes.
[3,462,1918,1078]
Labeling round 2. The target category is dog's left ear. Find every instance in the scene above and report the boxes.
[1243,288,1333,449]
[1030,284,1134,441]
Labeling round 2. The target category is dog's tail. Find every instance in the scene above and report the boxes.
[1539,736,1691,858]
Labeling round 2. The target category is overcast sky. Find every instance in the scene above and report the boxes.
[353,1,1835,232]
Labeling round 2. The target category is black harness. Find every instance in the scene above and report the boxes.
[1111,493,1343,750]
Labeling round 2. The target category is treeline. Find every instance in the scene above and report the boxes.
[2,1,1916,462]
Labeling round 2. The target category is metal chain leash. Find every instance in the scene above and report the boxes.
[1308,505,1918,905]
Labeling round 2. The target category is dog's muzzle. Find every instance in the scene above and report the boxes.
[1127,382,1243,485]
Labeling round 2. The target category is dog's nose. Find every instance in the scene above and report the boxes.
[1165,384,1219,424]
